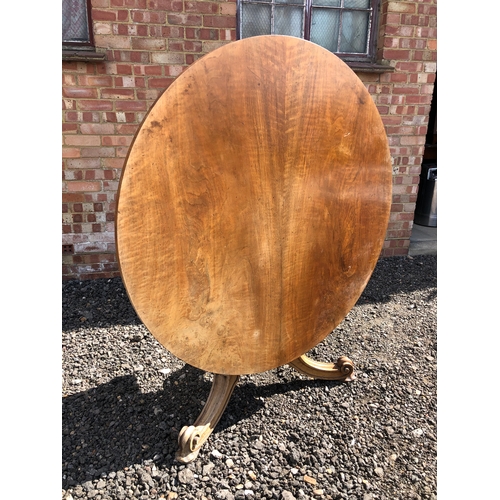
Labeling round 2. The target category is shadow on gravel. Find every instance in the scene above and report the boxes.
[62,363,342,488]
[356,255,437,306]
[62,255,436,330]
[63,365,209,487]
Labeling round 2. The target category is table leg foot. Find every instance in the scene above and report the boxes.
[289,354,355,382]
[175,373,239,463]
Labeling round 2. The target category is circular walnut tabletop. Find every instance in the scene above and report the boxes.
[116,35,392,376]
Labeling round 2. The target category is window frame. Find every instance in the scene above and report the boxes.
[236,0,381,64]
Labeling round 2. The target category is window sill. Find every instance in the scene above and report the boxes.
[62,49,106,62]
[346,61,394,73]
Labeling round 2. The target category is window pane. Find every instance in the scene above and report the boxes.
[242,4,272,37]
[310,8,340,53]
[275,6,304,37]
[339,10,369,53]
[62,0,90,43]
[312,0,341,6]
[276,0,304,5]
[344,0,370,8]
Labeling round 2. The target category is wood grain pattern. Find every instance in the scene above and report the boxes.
[116,35,392,375]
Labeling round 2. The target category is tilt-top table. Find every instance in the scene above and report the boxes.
[116,35,392,463]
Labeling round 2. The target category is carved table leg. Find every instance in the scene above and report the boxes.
[289,354,355,382]
[176,373,240,463]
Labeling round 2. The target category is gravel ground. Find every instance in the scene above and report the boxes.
[62,254,437,500]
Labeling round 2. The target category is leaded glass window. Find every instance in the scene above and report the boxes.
[238,0,379,62]
[62,0,94,48]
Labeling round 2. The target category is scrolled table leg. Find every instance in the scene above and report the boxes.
[175,373,239,463]
[289,354,355,382]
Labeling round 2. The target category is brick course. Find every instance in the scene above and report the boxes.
[62,0,437,279]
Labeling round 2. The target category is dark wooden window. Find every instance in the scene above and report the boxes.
[62,0,94,49]
[237,0,380,63]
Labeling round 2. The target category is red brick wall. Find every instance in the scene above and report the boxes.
[374,0,437,256]
[62,0,437,280]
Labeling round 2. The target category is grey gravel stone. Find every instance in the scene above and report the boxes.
[82,481,94,491]
[178,468,194,484]
[203,463,215,476]
[62,255,437,500]
[216,490,234,500]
